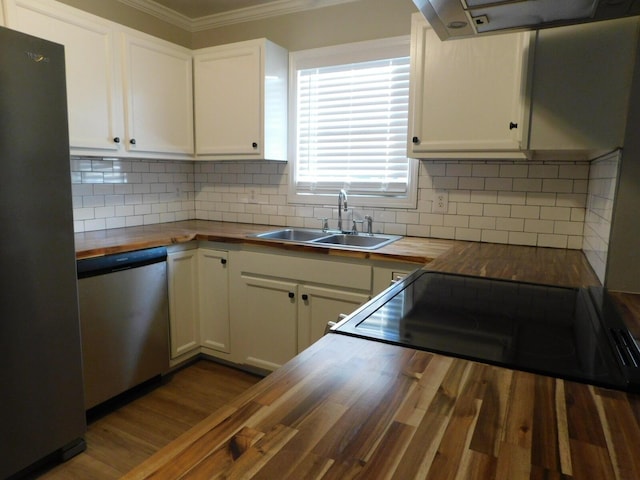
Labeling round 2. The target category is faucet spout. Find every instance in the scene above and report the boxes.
[337,189,348,232]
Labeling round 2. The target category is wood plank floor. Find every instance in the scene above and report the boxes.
[33,360,262,479]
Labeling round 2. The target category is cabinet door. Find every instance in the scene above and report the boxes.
[122,33,194,155]
[8,0,122,152]
[198,249,230,353]
[167,250,199,359]
[409,14,531,156]
[237,274,297,371]
[194,43,261,156]
[298,285,369,352]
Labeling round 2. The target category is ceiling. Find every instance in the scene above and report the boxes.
[151,0,277,19]
[119,0,360,31]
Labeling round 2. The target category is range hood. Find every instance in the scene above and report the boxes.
[413,0,640,40]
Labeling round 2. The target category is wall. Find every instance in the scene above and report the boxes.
[54,0,191,46]
[55,0,417,51]
[192,0,417,50]
[582,151,620,284]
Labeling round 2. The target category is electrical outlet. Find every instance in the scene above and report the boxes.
[432,190,448,214]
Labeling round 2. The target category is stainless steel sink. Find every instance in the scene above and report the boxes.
[253,228,329,242]
[250,228,401,250]
[312,234,399,249]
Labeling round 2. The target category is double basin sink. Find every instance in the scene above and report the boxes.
[249,228,401,250]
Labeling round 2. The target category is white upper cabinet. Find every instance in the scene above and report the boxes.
[122,33,193,156]
[5,0,194,159]
[1,1,7,25]
[7,0,123,153]
[409,13,639,160]
[409,13,533,159]
[193,39,288,161]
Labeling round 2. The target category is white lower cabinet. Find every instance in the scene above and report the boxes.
[229,250,372,372]
[198,248,230,355]
[167,248,200,360]
[168,246,418,371]
[235,274,299,371]
[297,285,369,352]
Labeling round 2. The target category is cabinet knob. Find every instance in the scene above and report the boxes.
[113,136,120,144]
[412,136,420,144]
[220,258,227,265]
[288,292,295,299]
[509,122,518,130]
[302,294,308,301]
[130,138,137,145]
[252,142,258,149]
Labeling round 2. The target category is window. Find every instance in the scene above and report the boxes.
[289,37,417,208]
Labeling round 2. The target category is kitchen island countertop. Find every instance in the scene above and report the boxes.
[123,332,640,480]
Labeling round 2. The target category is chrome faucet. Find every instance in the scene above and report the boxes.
[337,189,348,232]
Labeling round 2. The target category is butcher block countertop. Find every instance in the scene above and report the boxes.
[123,333,640,480]
[83,220,640,479]
[74,219,454,264]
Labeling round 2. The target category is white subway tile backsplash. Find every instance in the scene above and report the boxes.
[446,164,473,177]
[454,228,481,241]
[513,178,542,192]
[457,203,484,216]
[430,225,455,239]
[554,221,583,236]
[543,179,573,193]
[497,191,527,205]
[472,164,500,177]
[525,193,556,206]
[483,204,511,217]
[481,229,508,244]
[583,151,620,283]
[444,215,469,228]
[71,156,594,252]
[485,177,513,191]
[538,234,568,248]
[496,217,524,231]
[500,164,528,178]
[559,164,589,179]
[524,219,554,234]
[459,177,485,190]
[509,231,538,246]
[540,207,571,221]
[528,165,558,178]
[470,216,496,230]
[511,205,540,219]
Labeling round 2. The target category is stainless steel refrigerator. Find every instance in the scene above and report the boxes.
[0,26,86,478]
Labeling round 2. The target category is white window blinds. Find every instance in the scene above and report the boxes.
[295,55,411,197]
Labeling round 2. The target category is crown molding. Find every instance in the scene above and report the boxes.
[118,0,360,32]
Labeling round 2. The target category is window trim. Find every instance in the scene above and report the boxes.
[287,36,418,209]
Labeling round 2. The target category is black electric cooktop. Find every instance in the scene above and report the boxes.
[333,270,640,392]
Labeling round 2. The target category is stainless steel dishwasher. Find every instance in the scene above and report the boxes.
[77,247,170,410]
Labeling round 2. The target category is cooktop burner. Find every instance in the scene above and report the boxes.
[333,270,640,392]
